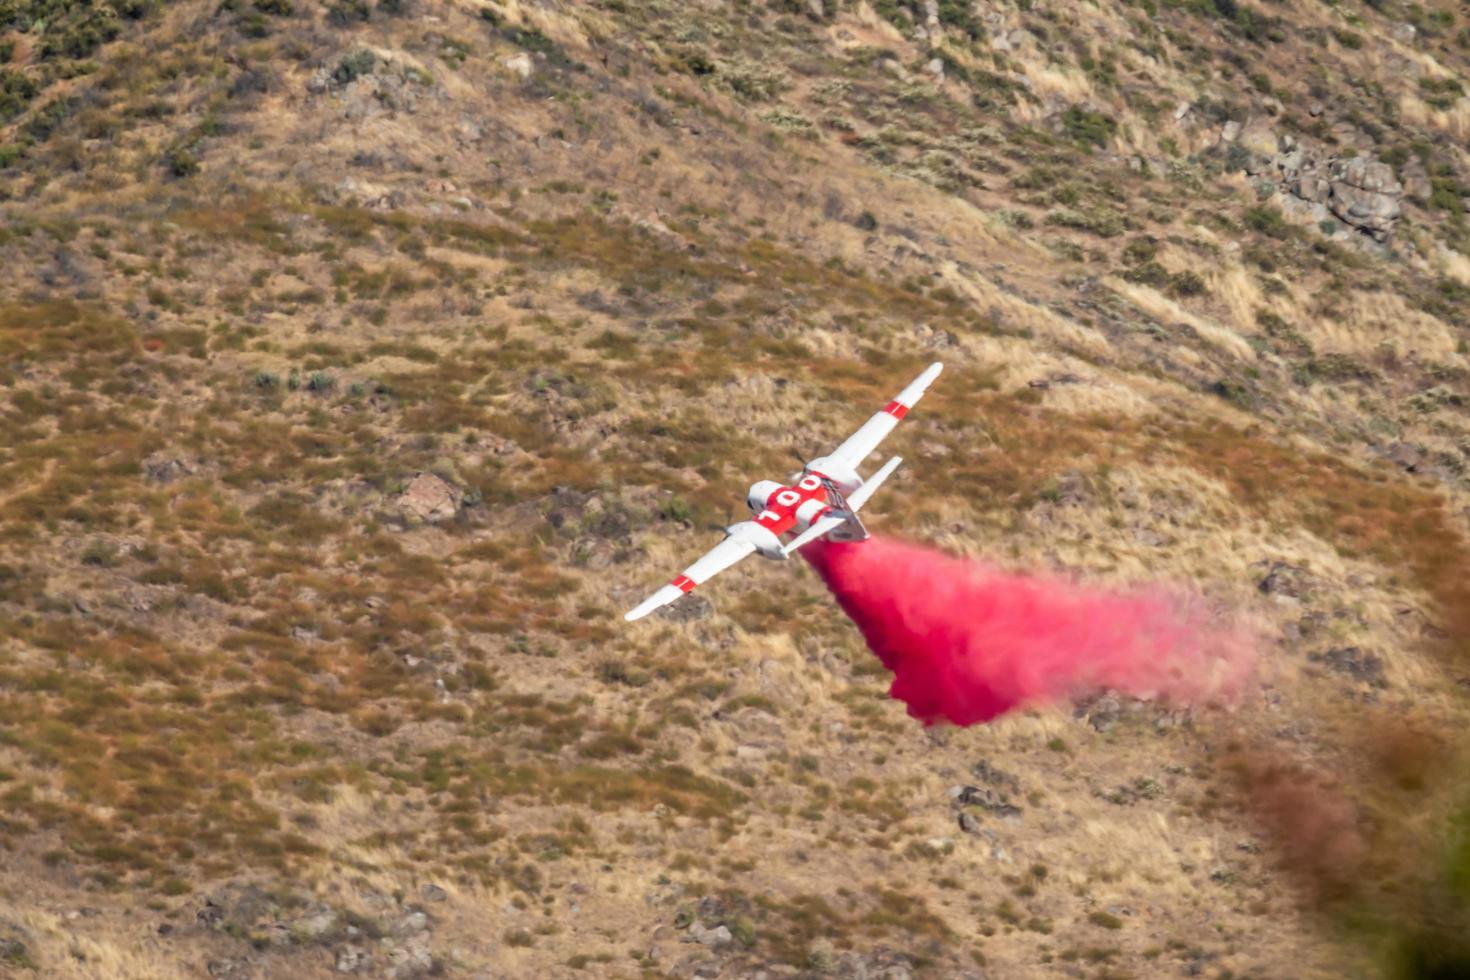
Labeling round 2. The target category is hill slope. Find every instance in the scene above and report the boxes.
[1,0,1469,976]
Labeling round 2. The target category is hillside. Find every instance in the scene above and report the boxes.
[1,0,1469,976]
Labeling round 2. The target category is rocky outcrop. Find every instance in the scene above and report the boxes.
[1227,119,1405,241]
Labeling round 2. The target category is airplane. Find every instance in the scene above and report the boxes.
[624,361,944,622]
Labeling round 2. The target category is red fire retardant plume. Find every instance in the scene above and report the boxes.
[802,536,1255,726]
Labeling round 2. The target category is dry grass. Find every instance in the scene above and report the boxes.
[0,0,1468,974]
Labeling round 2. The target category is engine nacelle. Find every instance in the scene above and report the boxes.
[746,480,784,513]
[726,520,786,560]
[802,456,862,494]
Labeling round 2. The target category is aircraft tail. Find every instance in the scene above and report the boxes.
[783,456,902,555]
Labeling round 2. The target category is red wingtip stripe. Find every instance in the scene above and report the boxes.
[884,400,909,419]
[670,575,696,593]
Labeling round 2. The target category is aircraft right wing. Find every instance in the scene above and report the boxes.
[829,362,943,470]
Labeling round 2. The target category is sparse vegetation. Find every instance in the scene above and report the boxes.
[0,0,1466,975]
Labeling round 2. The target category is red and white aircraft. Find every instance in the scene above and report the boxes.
[625,362,943,622]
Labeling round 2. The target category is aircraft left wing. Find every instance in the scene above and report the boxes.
[624,535,757,622]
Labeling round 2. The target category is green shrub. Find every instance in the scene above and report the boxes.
[334,49,376,84]
[1122,237,1159,265]
[1060,106,1117,148]
[1123,260,1169,288]
[327,0,370,24]
[0,68,37,124]
[164,143,199,178]
[1167,270,1207,297]
[1243,205,1291,238]
[1046,206,1125,237]
[23,96,75,141]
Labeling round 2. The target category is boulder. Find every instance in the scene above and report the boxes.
[504,53,533,79]
[391,910,430,936]
[397,473,461,523]
[1327,158,1403,240]
[688,922,732,947]
[289,906,341,943]
[1293,174,1330,204]
[1238,117,1279,158]
[336,945,373,974]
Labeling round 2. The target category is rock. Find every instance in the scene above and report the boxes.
[1257,562,1317,600]
[955,785,1021,818]
[1309,647,1387,686]
[142,452,194,483]
[806,0,824,18]
[925,57,944,80]
[504,53,533,79]
[1220,120,1242,143]
[1391,21,1416,43]
[1081,693,1122,732]
[655,592,712,623]
[836,946,917,979]
[1133,527,1166,548]
[397,473,461,522]
[207,959,253,979]
[1237,117,1278,158]
[689,922,733,947]
[290,907,341,943]
[958,811,981,835]
[1327,157,1403,240]
[385,938,434,978]
[197,900,226,927]
[1173,101,1192,122]
[336,945,373,974]
[421,884,447,903]
[391,910,430,936]
[1293,174,1330,204]
[972,759,1022,794]
[1308,102,1325,117]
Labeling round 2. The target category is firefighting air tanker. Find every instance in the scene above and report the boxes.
[625,362,943,621]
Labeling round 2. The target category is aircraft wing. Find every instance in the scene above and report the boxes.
[829,362,943,470]
[624,535,757,621]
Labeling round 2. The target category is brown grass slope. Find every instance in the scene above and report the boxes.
[0,0,1468,977]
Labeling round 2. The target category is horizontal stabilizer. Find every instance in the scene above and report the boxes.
[848,455,902,510]
[783,456,902,556]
